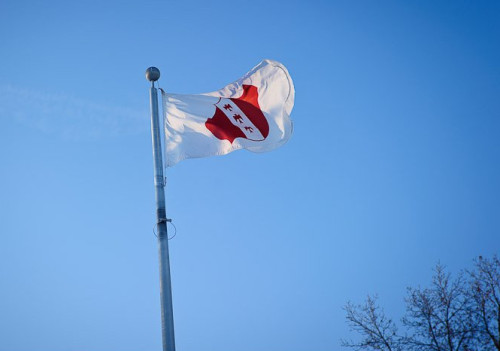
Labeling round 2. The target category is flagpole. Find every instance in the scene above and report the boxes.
[146,67,176,351]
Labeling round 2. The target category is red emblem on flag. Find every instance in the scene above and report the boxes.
[205,85,269,143]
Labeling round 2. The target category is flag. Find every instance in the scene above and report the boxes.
[162,59,294,167]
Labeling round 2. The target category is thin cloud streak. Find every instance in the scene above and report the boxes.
[0,85,149,140]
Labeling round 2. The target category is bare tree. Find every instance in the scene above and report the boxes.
[342,295,403,351]
[342,262,490,351]
[468,256,500,350]
[402,265,475,351]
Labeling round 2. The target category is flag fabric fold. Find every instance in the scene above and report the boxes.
[162,59,294,167]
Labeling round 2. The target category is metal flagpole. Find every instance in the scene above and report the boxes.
[146,67,176,351]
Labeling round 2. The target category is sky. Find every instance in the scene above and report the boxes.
[1,1,499,350]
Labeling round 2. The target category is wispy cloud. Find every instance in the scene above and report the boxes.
[0,85,149,140]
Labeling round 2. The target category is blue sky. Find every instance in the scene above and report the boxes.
[1,1,499,350]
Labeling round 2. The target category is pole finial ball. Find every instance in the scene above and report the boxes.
[146,67,160,82]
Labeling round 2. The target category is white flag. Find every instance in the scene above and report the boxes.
[162,59,294,167]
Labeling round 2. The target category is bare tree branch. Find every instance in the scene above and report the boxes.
[342,295,402,351]
[341,261,489,351]
[468,255,500,350]
[402,264,475,351]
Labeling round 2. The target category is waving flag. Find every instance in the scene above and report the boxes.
[162,59,294,166]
